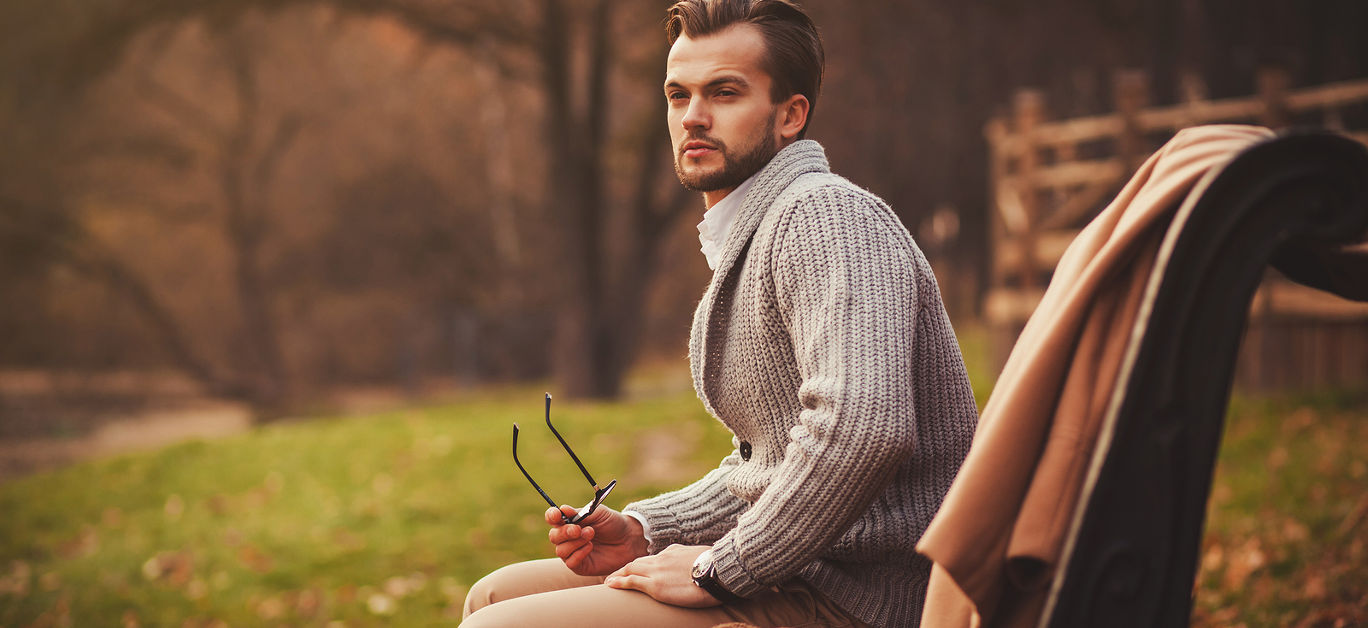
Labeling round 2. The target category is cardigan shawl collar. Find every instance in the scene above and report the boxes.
[689,139,830,417]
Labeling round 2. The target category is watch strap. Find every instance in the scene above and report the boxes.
[692,553,745,604]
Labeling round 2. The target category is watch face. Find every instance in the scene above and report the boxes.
[691,549,712,580]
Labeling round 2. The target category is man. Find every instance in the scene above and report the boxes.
[463,1,977,626]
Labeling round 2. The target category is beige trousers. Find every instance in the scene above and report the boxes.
[461,558,868,628]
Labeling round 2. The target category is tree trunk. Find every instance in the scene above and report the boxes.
[224,34,290,408]
[541,0,622,398]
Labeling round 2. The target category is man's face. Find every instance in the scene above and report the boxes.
[665,24,785,203]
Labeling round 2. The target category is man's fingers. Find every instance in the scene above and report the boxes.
[549,523,584,544]
[554,538,589,561]
[563,540,595,571]
[607,560,636,580]
[605,573,651,594]
[544,505,578,526]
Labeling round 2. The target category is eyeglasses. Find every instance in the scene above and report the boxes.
[512,393,617,524]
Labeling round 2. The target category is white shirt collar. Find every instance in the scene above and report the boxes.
[696,172,760,271]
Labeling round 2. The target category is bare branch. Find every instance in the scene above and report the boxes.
[586,0,612,151]
[133,73,229,145]
[72,135,196,171]
[332,0,531,48]
[252,113,305,194]
[0,195,230,396]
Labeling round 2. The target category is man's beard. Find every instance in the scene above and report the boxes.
[674,117,780,193]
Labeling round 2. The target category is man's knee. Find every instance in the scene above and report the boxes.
[461,572,556,628]
[462,567,507,619]
[460,603,501,628]
[464,559,588,620]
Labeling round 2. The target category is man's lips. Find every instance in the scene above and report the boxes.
[681,141,718,159]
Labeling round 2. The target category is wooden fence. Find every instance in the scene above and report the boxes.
[985,68,1368,390]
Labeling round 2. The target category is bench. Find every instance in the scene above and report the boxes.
[1041,131,1368,626]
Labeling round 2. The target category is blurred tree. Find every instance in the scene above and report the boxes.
[2,0,697,403]
[287,0,697,398]
[117,26,306,405]
[4,0,1366,407]
[1,6,516,411]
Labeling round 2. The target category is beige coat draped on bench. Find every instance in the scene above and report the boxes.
[917,125,1275,628]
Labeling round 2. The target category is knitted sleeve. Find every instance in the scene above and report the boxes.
[621,446,749,553]
[709,185,923,597]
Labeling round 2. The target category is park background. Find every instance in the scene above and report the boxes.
[1,0,1365,625]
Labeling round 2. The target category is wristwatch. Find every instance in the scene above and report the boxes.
[691,549,745,604]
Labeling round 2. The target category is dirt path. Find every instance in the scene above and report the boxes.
[0,400,252,482]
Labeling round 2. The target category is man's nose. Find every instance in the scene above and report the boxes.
[680,99,710,131]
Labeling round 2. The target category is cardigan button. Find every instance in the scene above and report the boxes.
[739,441,752,460]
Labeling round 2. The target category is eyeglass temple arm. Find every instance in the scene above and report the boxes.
[543,393,600,488]
[512,424,559,510]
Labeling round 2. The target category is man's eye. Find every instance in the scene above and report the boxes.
[668,92,688,101]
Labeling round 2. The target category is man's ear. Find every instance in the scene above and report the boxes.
[777,94,810,141]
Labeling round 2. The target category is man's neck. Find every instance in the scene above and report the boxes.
[703,186,738,209]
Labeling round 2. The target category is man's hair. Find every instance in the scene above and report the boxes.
[666,0,824,139]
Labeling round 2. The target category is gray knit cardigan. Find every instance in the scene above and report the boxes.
[624,140,978,627]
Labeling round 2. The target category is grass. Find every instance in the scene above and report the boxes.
[0,329,1363,626]
[0,382,735,626]
[1193,391,1368,627]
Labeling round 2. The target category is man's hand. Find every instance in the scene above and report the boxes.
[604,544,719,608]
[546,505,649,576]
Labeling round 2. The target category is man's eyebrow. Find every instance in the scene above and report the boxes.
[663,75,751,92]
[706,75,749,90]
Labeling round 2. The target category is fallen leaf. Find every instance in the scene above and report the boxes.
[1283,407,1316,434]
[206,494,231,516]
[141,557,161,581]
[141,551,194,585]
[237,545,274,574]
[39,572,60,591]
[367,592,396,616]
[384,576,411,598]
[384,572,428,598]
[331,529,366,551]
[1210,483,1233,505]
[296,588,322,618]
[102,507,124,527]
[1221,538,1266,591]
[1201,544,1224,573]
[257,595,286,620]
[164,495,185,521]
[0,561,30,596]
[1266,446,1289,471]
[186,578,208,600]
[1282,519,1309,543]
[1301,573,1328,600]
[59,527,99,559]
[1310,484,1328,505]
[1336,494,1368,537]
